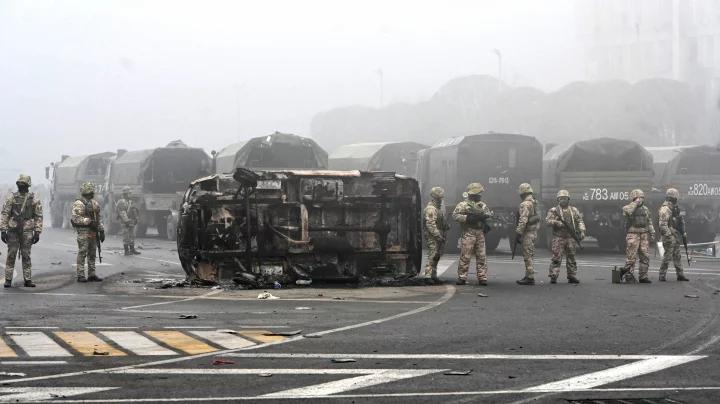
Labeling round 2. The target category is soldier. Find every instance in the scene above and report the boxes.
[657,188,690,282]
[423,187,448,282]
[545,189,586,284]
[452,183,493,286]
[71,182,105,282]
[1,175,43,288]
[514,183,540,285]
[116,186,141,256]
[621,189,656,283]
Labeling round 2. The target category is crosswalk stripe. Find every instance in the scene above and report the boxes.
[238,330,286,343]
[100,331,178,356]
[0,337,17,357]
[7,332,72,357]
[189,331,256,349]
[145,331,218,355]
[54,331,126,356]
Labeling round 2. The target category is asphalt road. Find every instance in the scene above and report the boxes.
[1,228,720,403]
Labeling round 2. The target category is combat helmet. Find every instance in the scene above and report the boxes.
[81,182,96,195]
[430,186,445,200]
[556,189,570,199]
[666,188,680,199]
[518,183,533,195]
[466,183,484,195]
[16,174,31,186]
[629,189,645,199]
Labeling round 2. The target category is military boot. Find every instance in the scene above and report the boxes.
[87,274,103,282]
[624,273,637,284]
[516,277,535,285]
[130,243,141,255]
[456,278,467,285]
[639,278,652,284]
[4,279,11,288]
[677,274,690,281]
[549,275,558,284]
[24,280,36,287]
[568,276,580,284]
[659,274,666,282]
[77,275,87,283]
[123,244,131,256]
[478,279,487,286]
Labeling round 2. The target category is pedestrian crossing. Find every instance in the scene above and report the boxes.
[0,329,287,358]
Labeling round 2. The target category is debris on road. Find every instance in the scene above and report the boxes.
[258,373,273,377]
[332,297,344,300]
[257,292,279,300]
[684,294,700,299]
[218,329,240,335]
[92,349,109,356]
[50,261,62,265]
[295,306,312,310]
[0,372,26,377]
[295,279,312,286]
[212,359,235,365]
[179,314,198,319]
[444,370,473,376]
[263,330,302,337]
[331,358,356,363]
[477,293,488,297]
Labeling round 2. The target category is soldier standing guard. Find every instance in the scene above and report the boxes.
[116,186,141,256]
[515,183,540,285]
[545,189,585,284]
[452,183,493,286]
[423,187,448,282]
[657,188,689,282]
[1,175,43,288]
[621,189,656,284]
[71,182,105,282]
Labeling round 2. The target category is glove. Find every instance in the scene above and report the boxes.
[99,230,105,243]
[32,231,40,244]
[1,231,7,244]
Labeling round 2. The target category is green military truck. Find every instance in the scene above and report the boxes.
[542,137,654,250]
[328,141,427,177]
[214,132,327,174]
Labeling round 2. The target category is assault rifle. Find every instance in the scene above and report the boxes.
[675,208,690,266]
[90,210,103,264]
[511,210,520,260]
[555,206,583,250]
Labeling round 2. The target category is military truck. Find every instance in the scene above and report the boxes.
[542,138,654,250]
[417,133,543,252]
[328,142,427,177]
[47,152,115,228]
[176,168,422,284]
[214,132,327,173]
[647,145,720,242]
[103,141,212,239]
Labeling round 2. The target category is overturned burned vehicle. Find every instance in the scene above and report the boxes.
[176,168,422,285]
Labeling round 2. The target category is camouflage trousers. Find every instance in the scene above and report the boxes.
[458,228,488,281]
[549,236,577,279]
[76,230,98,277]
[5,231,33,281]
[659,235,684,277]
[122,224,136,245]
[624,232,651,280]
[521,231,537,279]
[424,234,445,279]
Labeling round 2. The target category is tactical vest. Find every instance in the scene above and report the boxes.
[73,198,96,228]
[526,200,540,226]
[10,192,34,222]
[629,206,649,228]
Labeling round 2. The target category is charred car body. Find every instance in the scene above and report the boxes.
[328,141,427,178]
[47,152,115,228]
[417,133,543,252]
[542,138,654,250]
[647,145,720,242]
[176,168,422,284]
[214,132,327,173]
[104,141,212,239]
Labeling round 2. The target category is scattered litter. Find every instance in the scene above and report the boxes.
[477,293,488,297]
[218,329,240,335]
[295,307,312,310]
[50,261,62,265]
[273,281,282,289]
[0,372,26,377]
[303,334,322,338]
[444,370,473,376]
[92,349,109,356]
[609,313,618,317]
[179,314,198,319]
[258,373,273,377]
[213,359,235,365]
[331,358,356,363]
[257,292,279,300]
[684,294,700,299]
[263,330,302,337]
[508,375,517,379]
[332,297,344,300]
[317,293,324,297]
[295,279,312,286]
[211,285,223,290]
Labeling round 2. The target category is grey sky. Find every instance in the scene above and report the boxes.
[0,0,581,184]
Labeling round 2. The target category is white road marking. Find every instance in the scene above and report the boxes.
[7,331,72,357]
[120,289,222,310]
[71,263,112,267]
[133,256,182,266]
[688,334,720,355]
[223,353,697,360]
[100,332,177,356]
[0,361,67,365]
[161,326,289,329]
[86,327,139,330]
[0,387,117,402]
[435,258,457,277]
[188,331,255,349]
[110,368,427,375]
[524,355,703,392]
[4,327,59,329]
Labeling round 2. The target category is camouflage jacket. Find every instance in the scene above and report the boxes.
[515,195,540,235]
[71,197,104,233]
[452,199,492,231]
[658,201,680,239]
[545,205,585,238]
[622,201,655,236]
[423,201,449,239]
[115,198,138,225]
[0,192,43,233]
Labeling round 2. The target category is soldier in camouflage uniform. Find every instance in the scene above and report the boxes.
[452,183,493,286]
[1,175,43,288]
[657,188,689,282]
[545,189,585,284]
[116,186,141,256]
[516,183,540,285]
[71,182,105,282]
[621,189,656,283]
[423,187,448,282]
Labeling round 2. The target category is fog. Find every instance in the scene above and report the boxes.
[0,0,583,184]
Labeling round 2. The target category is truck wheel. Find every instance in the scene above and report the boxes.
[136,222,148,238]
[156,213,169,239]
